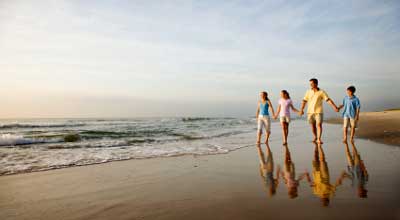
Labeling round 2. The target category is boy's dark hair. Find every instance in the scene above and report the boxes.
[347,86,356,93]
[309,78,318,85]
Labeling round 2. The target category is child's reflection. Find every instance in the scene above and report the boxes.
[256,143,280,197]
[280,144,309,199]
[336,141,369,198]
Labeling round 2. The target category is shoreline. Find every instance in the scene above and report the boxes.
[326,110,400,146]
[1,133,398,220]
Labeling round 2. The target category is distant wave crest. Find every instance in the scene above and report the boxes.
[0,123,86,130]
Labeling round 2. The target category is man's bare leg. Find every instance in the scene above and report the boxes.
[311,123,317,142]
[317,123,323,144]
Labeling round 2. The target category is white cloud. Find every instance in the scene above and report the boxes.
[0,0,399,117]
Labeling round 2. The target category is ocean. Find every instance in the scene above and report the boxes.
[0,117,287,175]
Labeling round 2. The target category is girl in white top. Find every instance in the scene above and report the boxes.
[274,90,299,145]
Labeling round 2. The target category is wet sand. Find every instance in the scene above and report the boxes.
[326,110,400,146]
[0,122,399,220]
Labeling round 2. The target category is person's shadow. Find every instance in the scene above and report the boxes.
[336,141,369,198]
[256,143,280,197]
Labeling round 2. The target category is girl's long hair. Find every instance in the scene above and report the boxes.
[282,90,290,99]
[261,91,269,101]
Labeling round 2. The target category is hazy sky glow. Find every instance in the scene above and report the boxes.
[1,0,399,117]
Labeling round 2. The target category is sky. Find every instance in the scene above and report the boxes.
[0,0,399,118]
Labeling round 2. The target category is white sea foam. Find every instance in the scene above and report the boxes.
[0,117,265,175]
[0,134,35,146]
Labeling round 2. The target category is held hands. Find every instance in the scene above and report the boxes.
[334,107,340,112]
[298,110,304,116]
[336,104,344,113]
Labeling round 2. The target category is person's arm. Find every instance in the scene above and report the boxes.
[299,100,307,116]
[290,103,299,113]
[338,98,345,110]
[268,100,275,117]
[299,91,308,116]
[335,171,351,187]
[302,171,314,186]
[323,91,339,112]
[256,102,260,119]
[327,99,339,112]
[356,108,360,121]
[274,104,281,119]
[356,99,361,121]
[297,172,308,181]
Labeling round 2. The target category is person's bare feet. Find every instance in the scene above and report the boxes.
[342,138,347,143]
[350,138,355,143]
[264,139,269,144]
[317,139,323,144]
[283,142,287,145]
[312,138,317,143]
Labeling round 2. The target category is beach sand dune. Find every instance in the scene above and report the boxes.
[327,110,400,146]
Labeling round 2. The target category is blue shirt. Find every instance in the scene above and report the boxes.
[342,95,360,119]
[260,101,269,116]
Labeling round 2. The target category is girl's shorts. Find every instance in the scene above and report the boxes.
[280,116,291,123]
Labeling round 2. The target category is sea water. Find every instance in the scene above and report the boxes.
[0,117,279,175]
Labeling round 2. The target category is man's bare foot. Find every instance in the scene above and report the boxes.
[312,138,317,143]
[342,138,347,143]
[256,141,261,144]
[283,142,287,145]
[317,139,323,144]
[264,139,269,144]
[350,138,355,143]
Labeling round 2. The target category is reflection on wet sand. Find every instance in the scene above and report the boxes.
[256,142,369,206]
[307,143,338,206]
[281,144,309,199]
[336,141,369,198]
[256,144,280,197]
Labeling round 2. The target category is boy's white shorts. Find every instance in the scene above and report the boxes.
[343,117,357,128]
[257,115,271,133]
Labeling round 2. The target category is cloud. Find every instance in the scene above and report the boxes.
[0,0,399,117]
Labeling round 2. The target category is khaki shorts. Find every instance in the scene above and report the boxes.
[343,117,357,128]
[257,115,271,133]
[280,116,291,123]
[307,113,323,124]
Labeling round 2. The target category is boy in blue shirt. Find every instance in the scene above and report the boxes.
[338,86,360,143]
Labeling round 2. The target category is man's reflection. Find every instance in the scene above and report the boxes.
[336,141,369,198]
[256,143,280,197]
[280,144,309,199]
[305,143,337,206]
